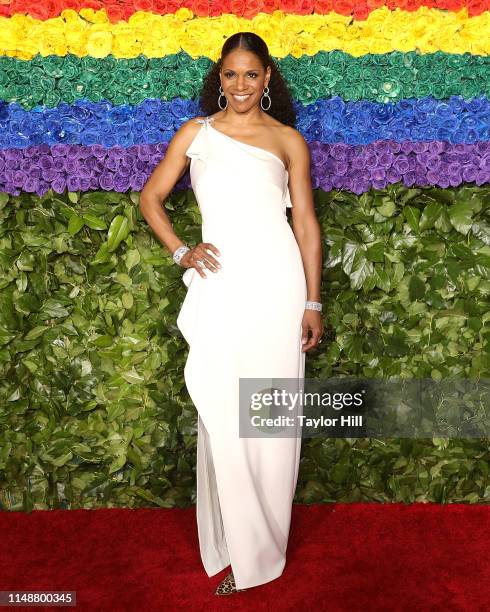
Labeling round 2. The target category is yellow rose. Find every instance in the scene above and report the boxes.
[183,19,213,59]
[175,7,193,22]
[60,9,82,24]
[254,21,276,43]
[160,31,180,57]
[128,11,154,28]
[65,28,86,56]
[369,38,392,54]
[323,21,348,38]
[113,24,143,58]
[348,40,367,57]
[392,37,414,53]
[290,41,308,59]
[253,13,273,30]
[145,39,168,58]
[348,39,370,57]
[282,15,304,34]
[19,38,40,60]
[40,35,67,57]
[302,38,321,57]
[86,30,113,58]
[220,14,240,31]
[79,8,108,25]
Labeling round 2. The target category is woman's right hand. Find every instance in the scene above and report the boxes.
[180,242,221,278]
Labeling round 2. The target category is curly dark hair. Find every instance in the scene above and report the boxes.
[197,32,296,128]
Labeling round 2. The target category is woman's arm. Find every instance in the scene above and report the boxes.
[139,119,200,255]
[287,130,322,303]
[285,129,324,351]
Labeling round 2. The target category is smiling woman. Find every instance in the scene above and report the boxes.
[139,30,323,597]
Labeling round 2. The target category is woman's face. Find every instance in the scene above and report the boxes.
[219,49,271,113]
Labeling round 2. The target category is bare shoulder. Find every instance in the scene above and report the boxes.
[166,116,206,156]
[277,124,310,168]
[174,116,206,138]
[281,125,308,151]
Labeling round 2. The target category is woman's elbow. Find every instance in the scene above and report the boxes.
[139,186,157,210]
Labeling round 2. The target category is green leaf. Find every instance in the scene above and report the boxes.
[125,249,141,271]
[68,214,85,235]
[449,200,474,235]
[403,205,420,233]
[107,215,130,252]
[0,192,9,208]
[419,201,443,232]
[409,275,426,301]
[83,213,108,230]
[366,242,385,262]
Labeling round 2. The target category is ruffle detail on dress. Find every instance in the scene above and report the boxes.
[283,171,293,208]
[182,266,196,287]
[185,119,208,161]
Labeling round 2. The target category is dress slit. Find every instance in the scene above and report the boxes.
[196,414,230,575]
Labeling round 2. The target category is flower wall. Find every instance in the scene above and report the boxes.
[0,3,489,510]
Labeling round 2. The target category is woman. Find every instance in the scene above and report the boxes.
[140,31,323,595]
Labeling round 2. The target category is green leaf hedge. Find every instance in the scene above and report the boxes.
[0,184,489,510]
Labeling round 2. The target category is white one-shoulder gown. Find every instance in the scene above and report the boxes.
[176,115,307,590]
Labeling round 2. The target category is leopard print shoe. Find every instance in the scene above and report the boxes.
[214,571,248,595]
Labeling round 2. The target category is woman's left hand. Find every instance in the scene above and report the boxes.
[301,310,324,352]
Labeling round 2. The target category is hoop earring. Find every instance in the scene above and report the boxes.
[260,86,271,111]
[218,85,228,110]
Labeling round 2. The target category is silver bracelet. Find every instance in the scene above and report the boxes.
[173,245,190,266]
[305,300,322,312]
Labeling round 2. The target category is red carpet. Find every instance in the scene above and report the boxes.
[1,502,489,611]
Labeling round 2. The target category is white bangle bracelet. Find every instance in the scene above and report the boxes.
[173,245,190,266]
[305,301,322,312]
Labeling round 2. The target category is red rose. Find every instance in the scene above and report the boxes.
[354,5,371,20]
[262,0,279,13]
[366,0,385,11]
[289,0,316,15]
[241,0,264,19]
[157,0,178,13]
[466,0,487,14]
[191,0,215,17]
[106,5,126,23]
[21,0,52,20]
[134,0,156,11]
[82,0,106,10]
[314,0,334,14]
[229,0,247,16]
[64,0,83,12]
[334,0,356,16]
[386,0,404,11]
[440,0,461,11]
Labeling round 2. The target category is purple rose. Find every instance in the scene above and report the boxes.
[462,167,477,182]
[91,144,107,159]
[402,172,417,187]
[51,176,67,193]
[43,169,58,181]
[66,175,81,191]
[393,156,410,174]
[114,173,131,192]
[99,172,115,190]
[80,177,91,191]
[24,176,39,192]
[130,173,146,191]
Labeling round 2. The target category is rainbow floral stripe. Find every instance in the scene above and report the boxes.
[1,1,489,21]
[1,9,489,59]
[0,6,489,195]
